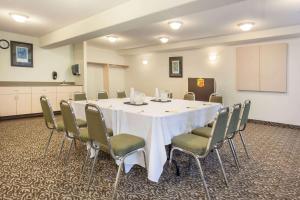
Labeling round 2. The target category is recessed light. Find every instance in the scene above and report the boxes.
[142,60,148,65]
[105,35,118,43]
[168,21,183,30]
[9,13,29,23]
[238,22,255,32]
[209,53,218,63]
[159,37,169,44]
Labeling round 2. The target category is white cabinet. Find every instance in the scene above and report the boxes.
[31,87,57,113]
[236,43,287,92]
[0,94,17,116]
[17,94,32,115]
[259,43,287,92]
[0,87,32,116]
[236,46,260,91]
[0,85,83,117]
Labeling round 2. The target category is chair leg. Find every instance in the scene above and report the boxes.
[188,156,193,171]
[64,139,74,165]
[112,159,124,200]
[168,146,180,176]
[142,149,147,169]
[215,149,229,187]
[228,139,240,171]
[74,139,78,151]
[43,129,54,157]
[87,149,99,190]
[169,147,175,165]
[58,136,65,158]
[194,156,211,200]
[81,149,90,178]
[239,131,250,159]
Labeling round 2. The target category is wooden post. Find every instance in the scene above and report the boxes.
[103,64,110,93]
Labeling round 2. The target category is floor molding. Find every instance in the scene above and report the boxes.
[249,119,300,129]
[0,111,61,121]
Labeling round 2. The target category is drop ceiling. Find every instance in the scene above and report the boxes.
[0,0,130,36]
[88,0,300,50]
[1,0,300,51]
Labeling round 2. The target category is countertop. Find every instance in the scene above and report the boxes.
[0,81,82,87]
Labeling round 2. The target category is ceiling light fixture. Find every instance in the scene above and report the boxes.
[9,13,29,23]
[106,35,118,43]
[209,53,218,63]
[142,60,148,65]
[238,22,255,32]
[159,37,169,44]
[168,21,183,30]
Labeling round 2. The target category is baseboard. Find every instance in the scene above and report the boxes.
[0,111,61,121]
[249,119,300,130]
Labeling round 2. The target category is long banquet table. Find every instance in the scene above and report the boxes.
[71,97,221,182]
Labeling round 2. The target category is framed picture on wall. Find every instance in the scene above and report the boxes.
[169,56,182,77]
[10,41,33,67]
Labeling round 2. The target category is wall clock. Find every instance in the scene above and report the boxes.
[0,39,10,49]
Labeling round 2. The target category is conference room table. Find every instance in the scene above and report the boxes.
[71,97,221,182]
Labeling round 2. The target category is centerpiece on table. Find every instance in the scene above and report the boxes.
[124,88,148,106]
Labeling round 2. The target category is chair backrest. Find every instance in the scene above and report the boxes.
[60,100,80,137]
[209,93,223,104]
[226,103,242,137]
[207,107,229,151]
[74,93,87,101]
[85,104,110,146]
[98,91,108,99]
[183,92,195,101]
[85,103,115,157]
[167,91,173,99]
[40,96,56,129]
[239,100,251,130]
[117,91,126,98]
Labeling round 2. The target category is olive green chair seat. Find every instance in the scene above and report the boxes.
[98,91,109,99]
[111,134,145,157]
[84,103,147,196]
[74,93,87,101]
[57,119,87,131]
[192,127,212,138]
[78,128,91,142]
[117,91,126,98]
[172,134,209,155]
[170,107,230,200]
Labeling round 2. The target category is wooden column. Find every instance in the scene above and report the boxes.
[103,64,110,93]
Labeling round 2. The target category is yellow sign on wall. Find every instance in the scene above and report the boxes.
[197,78,205,88]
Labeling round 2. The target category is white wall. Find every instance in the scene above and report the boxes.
[125,38,300,126]
[86,45,127,65]
[87,63,104,99]
[109,66,126,97]
[86,44,127,98]
[0,31,74,82]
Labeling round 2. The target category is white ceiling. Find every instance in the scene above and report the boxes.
[0,0,130,36]
[88,0,300,50]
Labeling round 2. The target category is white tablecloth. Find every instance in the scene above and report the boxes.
[72,97,221,182]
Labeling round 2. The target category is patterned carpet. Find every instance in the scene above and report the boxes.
[0,117,299,200]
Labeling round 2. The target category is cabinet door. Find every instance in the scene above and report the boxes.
[17,94,32,115]
[260,43,287,92]
[56,93,72,111]
[32,93,57,113]
[0,94,17,116]
[236,46,260,91]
